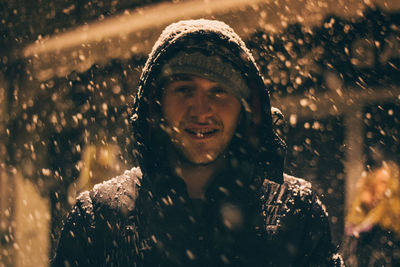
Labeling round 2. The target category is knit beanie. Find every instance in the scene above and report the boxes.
[160,51,250,102]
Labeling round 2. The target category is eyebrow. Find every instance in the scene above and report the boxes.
[168,74,195,82]
[160,74,194,89]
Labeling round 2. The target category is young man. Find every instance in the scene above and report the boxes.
[52,19,344,266]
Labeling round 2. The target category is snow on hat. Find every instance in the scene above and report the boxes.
[161,50,250,102]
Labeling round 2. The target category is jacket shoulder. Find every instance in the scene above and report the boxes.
[260,173,329,229]
[283,173,329,215]
[261,173,313,203]
[261,174,344,266]
[283,173,313,198]
[81,167,142,215]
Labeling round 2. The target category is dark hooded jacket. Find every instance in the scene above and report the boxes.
[52,19,344,267]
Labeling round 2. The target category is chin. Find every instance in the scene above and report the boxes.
[183,151,222,165]
[174,142,225,165]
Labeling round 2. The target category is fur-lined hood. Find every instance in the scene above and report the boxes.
[130,19,286,184]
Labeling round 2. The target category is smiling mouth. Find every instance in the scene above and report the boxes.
[185,128,219,139]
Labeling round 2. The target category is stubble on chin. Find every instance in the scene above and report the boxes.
[163,120,229,165]
[178,138,227,165]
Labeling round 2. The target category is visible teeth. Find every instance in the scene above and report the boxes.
[186,129,216,137]
[196,129,212,133]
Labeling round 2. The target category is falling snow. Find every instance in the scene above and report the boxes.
[0,1,399,266]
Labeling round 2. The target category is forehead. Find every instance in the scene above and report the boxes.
[163,74,218,86]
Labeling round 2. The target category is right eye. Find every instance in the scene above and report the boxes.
[174,85,193,96]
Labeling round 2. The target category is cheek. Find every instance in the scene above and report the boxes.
[162,98,183,126]
[228,101,242,121]
[221,104,241,132]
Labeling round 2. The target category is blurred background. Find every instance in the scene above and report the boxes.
[0,0,399,266]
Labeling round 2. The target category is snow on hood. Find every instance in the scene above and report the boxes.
[130,19,286,184]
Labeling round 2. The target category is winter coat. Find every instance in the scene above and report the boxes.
[52,19,343,267]
[52,168,343,267]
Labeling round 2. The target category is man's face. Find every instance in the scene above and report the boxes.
[161,75,242,164]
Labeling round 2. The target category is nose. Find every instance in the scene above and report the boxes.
[189,91,212,121]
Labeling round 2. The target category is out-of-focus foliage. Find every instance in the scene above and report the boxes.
[247,7,400,96]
